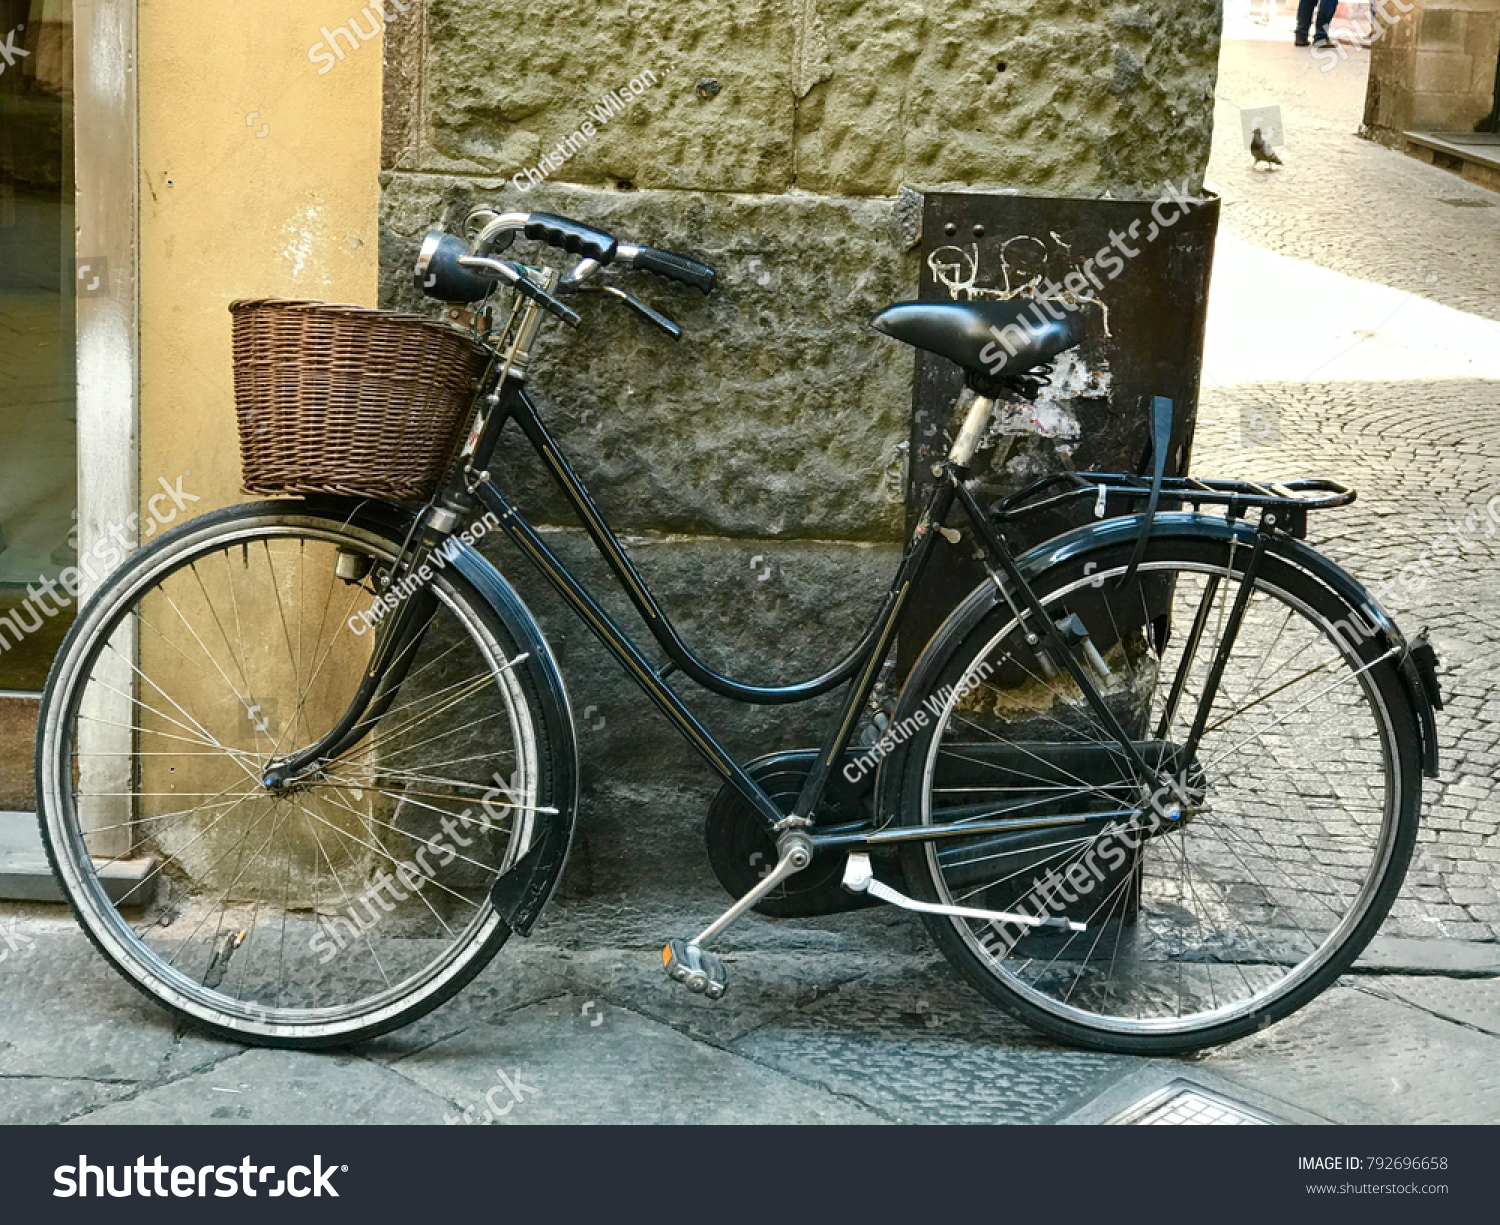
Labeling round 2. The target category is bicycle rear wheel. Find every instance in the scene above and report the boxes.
[37,502,571,1047]
[893,529,1423,1053]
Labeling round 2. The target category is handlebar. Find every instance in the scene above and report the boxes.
[524,214,617,263]
[417,209,717,340]
[469,210,715,294]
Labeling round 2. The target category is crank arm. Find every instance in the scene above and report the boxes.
[661,833,813,1000]
[693,834,811,948]
[841,852,1085,932]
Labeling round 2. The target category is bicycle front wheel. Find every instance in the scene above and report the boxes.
[37,501,571,1047]
[894,529,1424,1054]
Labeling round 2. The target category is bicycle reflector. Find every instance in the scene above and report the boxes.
[415,230,500,304]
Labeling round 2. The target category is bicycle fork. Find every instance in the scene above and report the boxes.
[261,507,461,789]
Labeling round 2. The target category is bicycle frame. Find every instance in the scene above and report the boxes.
[448,373,1186,848]
[265,289,1268,853]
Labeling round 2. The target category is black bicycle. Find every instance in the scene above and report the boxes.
[36,209,1443,1054]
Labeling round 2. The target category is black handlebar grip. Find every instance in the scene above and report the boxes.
[509,272,582,326]
[630,246,716,294]
[523,213,618,263]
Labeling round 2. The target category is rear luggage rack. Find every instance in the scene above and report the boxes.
[992,472,1355,539]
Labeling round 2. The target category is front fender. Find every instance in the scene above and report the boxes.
[298,497,580,934]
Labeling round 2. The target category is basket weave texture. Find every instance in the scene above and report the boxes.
[231,298,490,501]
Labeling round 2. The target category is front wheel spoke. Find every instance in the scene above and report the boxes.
[76,712,255,759]
[158,802,279,969]
[374,704,516,769]
[296,790,493,913]
[360,673,501,756]
[319,775,548,818]
[159,578,254,716]
[72,788,261,840]
[84,674,249,767]
[328,794,461,942]
[315,785,509,878]
[115,787,266,909]
[364,657,523,741]
[101,638,241,766]
[294,799,394,991]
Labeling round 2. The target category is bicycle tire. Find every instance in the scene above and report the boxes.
[36,500,575,1048]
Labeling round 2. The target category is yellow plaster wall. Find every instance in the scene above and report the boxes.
[138,0,383,511]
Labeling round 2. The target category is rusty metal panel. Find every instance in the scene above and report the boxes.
[899,190,1221,671]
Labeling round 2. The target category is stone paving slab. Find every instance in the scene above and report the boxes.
[1371,976,1500,1038]
[0,1076,135,1127]
[385,993,886,1125]
[71,1049,455,1126]
[1203,980,1500,1124]
[728,958,1137,1125]
[0,925,239,1085]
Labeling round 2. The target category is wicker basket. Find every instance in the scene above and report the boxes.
[231,298,491,501]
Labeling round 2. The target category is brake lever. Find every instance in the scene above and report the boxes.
[458,255,580,326]
[594,284,682,340]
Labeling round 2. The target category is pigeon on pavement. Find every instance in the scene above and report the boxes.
[1251,127,1283,168]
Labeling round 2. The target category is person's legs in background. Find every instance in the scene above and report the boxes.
[1295,0,1340,45]
[1294,0,1315,44]
[1313,0,1338,42]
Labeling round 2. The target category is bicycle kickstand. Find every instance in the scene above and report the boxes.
[661,831,814,1000]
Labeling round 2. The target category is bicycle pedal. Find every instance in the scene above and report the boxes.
[661,939,727,1000]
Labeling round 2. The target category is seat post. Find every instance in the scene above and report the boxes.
[949,394,995,467]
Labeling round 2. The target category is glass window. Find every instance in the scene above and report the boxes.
[0,0,75,695]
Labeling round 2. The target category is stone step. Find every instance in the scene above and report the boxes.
[1401,130,1500,193]
[0,809,153,904]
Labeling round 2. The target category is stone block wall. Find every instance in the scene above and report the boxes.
[378,0,1223,899]
[1364,0,1500,139]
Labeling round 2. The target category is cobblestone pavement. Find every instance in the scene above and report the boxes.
[1199,36,1500,943]
[3,32,1500,1126]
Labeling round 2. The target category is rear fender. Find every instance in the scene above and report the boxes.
[873,512,1440,829]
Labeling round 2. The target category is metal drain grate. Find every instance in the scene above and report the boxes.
[1107,1080,1282,1126]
